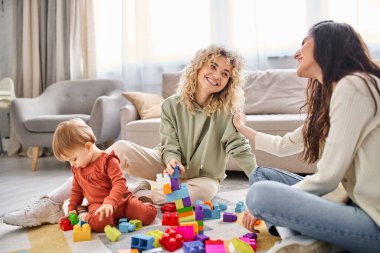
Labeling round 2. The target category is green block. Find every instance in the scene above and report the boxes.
[229,237,254,253]
[104,225,121,242]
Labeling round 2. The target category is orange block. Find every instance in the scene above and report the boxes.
[178,210,195,219]
[118,249,139,253]
[163,183,172,194]
[203,201,213,210]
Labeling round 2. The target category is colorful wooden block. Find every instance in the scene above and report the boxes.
[156,173,171,189]
[239,236,257,251]
[59,217,73,231]
[160,203,177,213]
[104,225,121,242]
[129,219,142,230]
[228,237,254,253]
[223,212,237,222]
[73,224,91,242]
[131,234,155,252]
[68,212,79,226]
[183,240,205,253]
[145,230,164,248]
[159,227,183,252]
[162,211,179,226]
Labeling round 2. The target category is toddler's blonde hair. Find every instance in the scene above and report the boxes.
[52,118,96,161]
[177,45,245,116]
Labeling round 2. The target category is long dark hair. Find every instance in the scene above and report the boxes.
[302,20,380,164]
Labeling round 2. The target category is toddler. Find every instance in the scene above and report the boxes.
[52,118,157,232]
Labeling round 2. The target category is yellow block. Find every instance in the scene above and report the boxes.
[145,230,164,247]
[174,199,184,209]
[179,214,195,222]
[73,224,91,242]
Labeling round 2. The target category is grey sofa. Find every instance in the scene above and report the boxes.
[11,79,125,171]
[120,69,316,174]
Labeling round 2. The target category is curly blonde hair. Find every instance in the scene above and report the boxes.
[177,45,245,116]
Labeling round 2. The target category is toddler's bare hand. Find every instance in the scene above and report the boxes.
[94,203,114,221]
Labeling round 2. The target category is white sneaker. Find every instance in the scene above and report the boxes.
[3,196,64,227]
[267,235,332,253]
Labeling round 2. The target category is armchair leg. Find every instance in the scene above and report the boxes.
[31,146,40,171]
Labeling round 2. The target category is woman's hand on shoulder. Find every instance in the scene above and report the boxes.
[164,159,185,176]
[233,108,247,131]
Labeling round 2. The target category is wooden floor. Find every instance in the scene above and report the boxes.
[0,154,72,217]
[0,153,249,217]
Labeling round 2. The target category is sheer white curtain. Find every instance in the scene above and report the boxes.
[93,0,380,92]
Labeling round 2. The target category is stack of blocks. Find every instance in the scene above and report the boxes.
[161,165,205,249]
[163,166,197,224]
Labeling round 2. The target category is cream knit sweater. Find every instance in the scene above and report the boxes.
[255,74,380,227]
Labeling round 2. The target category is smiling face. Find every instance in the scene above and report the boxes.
[196,55,232,98]
[294,36,323,82]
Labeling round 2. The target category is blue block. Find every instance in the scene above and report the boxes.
[235,201,246,213]
[131,234,155,251]
[214,202,227,212]
[118,218,128,224]
[166,183,190,202]
[172,164,180,179]
[183,240,205,253]
[202,205,212,219]
[119,222,135,233]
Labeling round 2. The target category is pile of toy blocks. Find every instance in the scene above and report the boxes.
[59,165,259,252]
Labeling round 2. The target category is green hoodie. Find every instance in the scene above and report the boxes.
[157,95,257,181]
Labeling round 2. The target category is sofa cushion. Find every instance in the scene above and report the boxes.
[122,92,164,119]
[245,114,306,133]
[24,114,90,133]
[124,118,161,148]
[244,69,307,114]
[161,70,307,114]
[162,72,181,99]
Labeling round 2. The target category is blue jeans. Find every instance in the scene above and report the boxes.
[246,167,380,253]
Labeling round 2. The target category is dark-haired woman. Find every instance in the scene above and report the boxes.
[234,20,380,253]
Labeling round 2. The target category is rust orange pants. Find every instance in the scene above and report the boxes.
[84,194,157,232]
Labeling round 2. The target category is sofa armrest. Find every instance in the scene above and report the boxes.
[120,104,140,140]
[89,94,125,143]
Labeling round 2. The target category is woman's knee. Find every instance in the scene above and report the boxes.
[108,140,133,155]
[107,140,134,166]
[186,178,219,203]
[245,181,275,217]
[249,167,269,186]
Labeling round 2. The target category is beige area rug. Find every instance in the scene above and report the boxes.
[0,189,279,253]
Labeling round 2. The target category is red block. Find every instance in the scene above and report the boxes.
[162,212,179,226]
[59,217,73,231]
[161,203,177,213]
[159,227,183,252]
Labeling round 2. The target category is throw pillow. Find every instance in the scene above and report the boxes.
[122,92,164,119]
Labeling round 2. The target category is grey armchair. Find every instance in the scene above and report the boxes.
[11,79,125,171]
